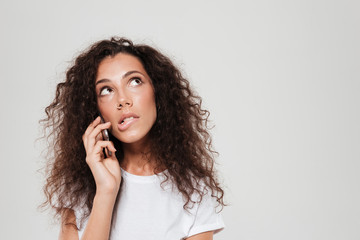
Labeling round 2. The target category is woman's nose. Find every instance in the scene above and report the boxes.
[116,92,133,110]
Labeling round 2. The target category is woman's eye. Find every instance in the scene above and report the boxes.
[129,78,142,87]
[100,87,112,96]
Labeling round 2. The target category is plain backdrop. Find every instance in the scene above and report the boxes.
[0,0,359,239]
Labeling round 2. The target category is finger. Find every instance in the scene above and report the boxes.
[89,121,111,139]
[102,141,117,155]
[105,145,116,158]
[95,131,103,142]
[92,141,117,160]
[84,116,101,138]
[82,116,101,146]
[95,132,109,157]
[86,122,111,151]
[93,121,106,145]
[86,141,114,165]
[85,140,109,165]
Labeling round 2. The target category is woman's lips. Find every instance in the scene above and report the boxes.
[117,117,139,131]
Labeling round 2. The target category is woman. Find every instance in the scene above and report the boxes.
[42,37,225,240]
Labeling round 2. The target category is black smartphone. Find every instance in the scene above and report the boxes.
[99,115,112,157]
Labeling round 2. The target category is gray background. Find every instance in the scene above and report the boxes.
[0,0,359,239]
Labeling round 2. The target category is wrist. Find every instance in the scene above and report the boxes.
[95,179,121,197]
[94,190,119,205]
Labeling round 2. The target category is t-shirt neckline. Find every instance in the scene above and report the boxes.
[120,167,168,183]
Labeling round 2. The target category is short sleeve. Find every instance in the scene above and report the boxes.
[187,191,225,237]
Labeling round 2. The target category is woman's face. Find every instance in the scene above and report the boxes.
[95,53,157,145]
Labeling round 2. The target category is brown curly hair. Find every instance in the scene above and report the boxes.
[41,37,225,225]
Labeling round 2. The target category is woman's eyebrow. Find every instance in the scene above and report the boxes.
[95,70,145,86]
[95,79,110,86]
[122,70,144,79]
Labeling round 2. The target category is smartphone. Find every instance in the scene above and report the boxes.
[99,115,112,157]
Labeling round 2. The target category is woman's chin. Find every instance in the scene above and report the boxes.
[113,132,150,145]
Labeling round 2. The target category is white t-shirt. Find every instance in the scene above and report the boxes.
[75,168,224,239]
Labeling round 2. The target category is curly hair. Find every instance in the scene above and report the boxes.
[41,37,225,225]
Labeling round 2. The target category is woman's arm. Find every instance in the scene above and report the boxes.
[80,193,118,240]
[70,116,121,240]
[186,231,213,240]
[58,193,117,240]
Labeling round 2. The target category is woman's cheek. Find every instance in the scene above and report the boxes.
[97,97,116,121]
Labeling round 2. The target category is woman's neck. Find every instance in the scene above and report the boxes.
[120,141,157,176]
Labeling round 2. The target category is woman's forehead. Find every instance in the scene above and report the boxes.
[96,53,146,79]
